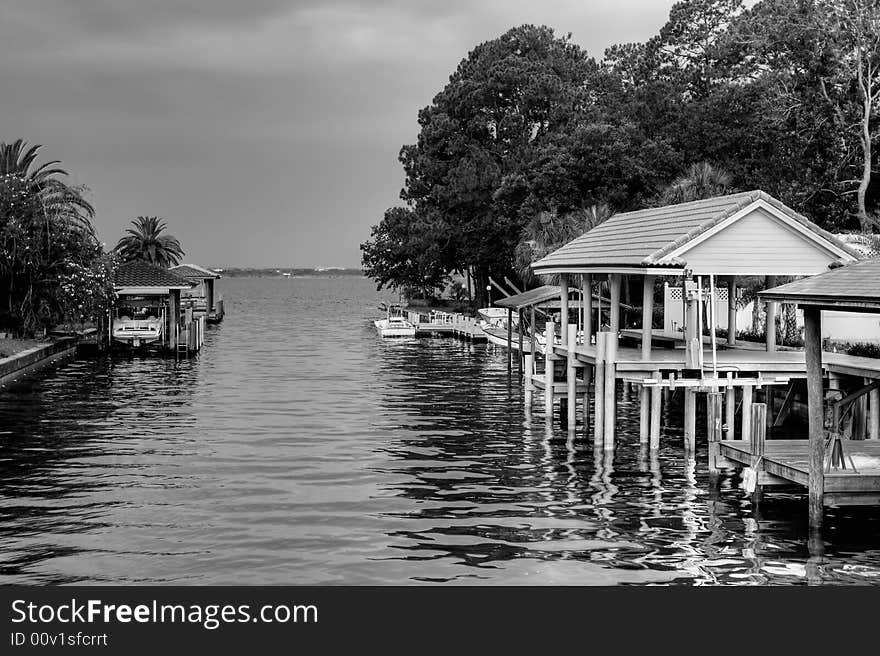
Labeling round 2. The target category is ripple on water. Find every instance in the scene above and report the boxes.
[1,277,879,585]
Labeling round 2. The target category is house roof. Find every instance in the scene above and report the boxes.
[493,285,633,311]
[170,263,222,279]
[114,261,193,290]
[532,190,858,274]
[761,257,880,311]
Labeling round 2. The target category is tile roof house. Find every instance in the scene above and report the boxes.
[533,191,859,277]
[114,260,193,292]
[169,263,221,280]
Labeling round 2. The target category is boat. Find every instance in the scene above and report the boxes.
[477,307,536,352]
[374,304,417,338]
[112,311,165,348]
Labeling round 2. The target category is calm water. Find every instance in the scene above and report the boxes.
[1,277,879,585]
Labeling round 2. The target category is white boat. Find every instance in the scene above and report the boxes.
[112,314,164,347]
[374,304,416,338]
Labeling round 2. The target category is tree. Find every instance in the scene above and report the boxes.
[514,204,613,284]
[395,25,598,306]
[661,161,735,204]
[360,207,449,299]
[820,0,880,231]
[1,140,102,335]
[115,216,184,267]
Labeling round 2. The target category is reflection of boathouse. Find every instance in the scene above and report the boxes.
[112,261,206,354]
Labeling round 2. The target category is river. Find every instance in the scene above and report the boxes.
[1,276,879,584]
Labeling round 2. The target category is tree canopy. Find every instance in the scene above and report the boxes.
[363,2,880,304]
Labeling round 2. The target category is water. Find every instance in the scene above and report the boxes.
[1,277,879,585]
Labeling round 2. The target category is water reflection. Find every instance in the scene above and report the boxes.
[0,277,879,584]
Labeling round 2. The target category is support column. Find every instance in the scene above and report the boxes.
[870,384,880,440]
[639,384,650,444]
[544,321,556,418]
[708,390,723,474]
[603,331,618,451]
[804,306,824,528]
[560,273,570,334]
[742,384,753,443]
[524,354,534,407]
[725,372,735,441]
[650,371,662,450]
[684,389,696,450]
[609,274,622,334]
[594,332,606,444]
[530,306,537,359]
[765,275,777,352]
[726,276,736,346]
[507,308,513,373]
[583,274,593,345]
[642,275,655,359]
[567,324,578,429]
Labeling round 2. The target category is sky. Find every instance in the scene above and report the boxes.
[1,0,681,268]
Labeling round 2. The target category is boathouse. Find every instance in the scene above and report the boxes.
[113,261,194,352]
[170,263,224,322]
[759,258,880,526]
[525,191,863,489]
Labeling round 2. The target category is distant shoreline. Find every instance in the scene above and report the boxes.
[217,268,363,278]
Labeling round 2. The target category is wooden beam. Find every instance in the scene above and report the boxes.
[727,276,736,346]
[773,382,798,427]
[583,274,593,344]
[642,274,655,360]
[765,275,777,352]
[560,273,569,335]
[609,274,621,333]
[804,306,824,528]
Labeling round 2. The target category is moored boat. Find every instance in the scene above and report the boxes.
[374,304,417,338]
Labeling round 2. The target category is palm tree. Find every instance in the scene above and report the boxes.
[514,203,613,285]
[0,139,95,235]
[115,216,184,267]
[661,161,734,205]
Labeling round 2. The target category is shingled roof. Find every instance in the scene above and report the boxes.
[761,258,880,311]
[532,191,858,273]
[170,263,221,279]
[114,261,193,289]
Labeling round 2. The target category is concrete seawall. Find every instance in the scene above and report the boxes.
[0,337,78,389]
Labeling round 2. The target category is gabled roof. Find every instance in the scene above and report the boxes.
[170,263,222,279]
[761,258,880,311]
[532,191,858,273]
[114,261,193,289]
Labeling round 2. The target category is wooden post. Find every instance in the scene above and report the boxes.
[594,332,606,444]
[544,321,556,417]
[524,354,534,406]
[609,274,622,334]
[639,383,650,444]
[603,331,618,451]
[684,389,696,450]
[708,390,723,473]
[870,384,880,440]
[751,403,767,460]
[685,288,699,368]
[726,276,737,346]
[567,324,578,429]
[583,363,592,434]
[804,306,824,527]
[507,308,513,372]
[530,305,537,359]
[642,275,655,359]
[742,384,753,444]
[650,371,662,451]
[560,273,570,335]
[583,274,593,344]
[725,372,735,441]
[518,309,524,377]
[765,275,777,352]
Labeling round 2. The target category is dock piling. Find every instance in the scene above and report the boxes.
[602,331,618,451]
[594,332,606,445]
[544,321,556,418]
[725,372,735,440]
[650,371,661,450]
[567,324,578,430]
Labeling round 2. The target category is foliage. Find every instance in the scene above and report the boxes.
[115,216,185,267]
[0,141,105,336]
[661,162,735,204]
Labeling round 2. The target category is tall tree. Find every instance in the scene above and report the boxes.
[661,161,735,204]
[115,216,184,267]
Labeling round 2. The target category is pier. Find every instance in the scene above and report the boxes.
[513,190,880,527]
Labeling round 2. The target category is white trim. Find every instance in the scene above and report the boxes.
[115,286,188,295]
[658,199,857,264]
[533,266,685,276]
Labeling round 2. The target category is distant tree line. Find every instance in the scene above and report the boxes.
[362,0,880,306]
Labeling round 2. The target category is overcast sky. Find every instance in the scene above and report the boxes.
[2,1,680,268]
